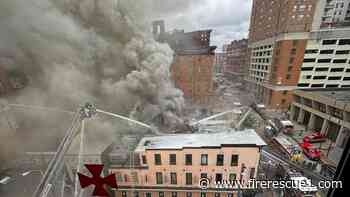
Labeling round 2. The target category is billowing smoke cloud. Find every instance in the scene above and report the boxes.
[0,0,184,128]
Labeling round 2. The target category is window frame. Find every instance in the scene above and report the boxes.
[154,154,161,165]
[201,154,208,166]
[185,154,192,165]
[169,154,177,165]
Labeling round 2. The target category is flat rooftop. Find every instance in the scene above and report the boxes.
[294,88,350,103]
[135,129,266,151]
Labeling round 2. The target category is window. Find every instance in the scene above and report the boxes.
[159,192,164,197]
[343,77,350,81]
[320,49,334,54]
[229,173,237,181]
[339,39,350,45]
[200,173,207,178]
[318,59,332,63]
[305,49,318,54]
[303,58,316,63]
[288,66,293,71]
[155,154,161,165]
[216,154,224,166]
[200,193,206,197]
[283,91,288,95]
[322,39,337,45]
[124,174,128,182]
[231,155,238,166]
[313,76,327,80]
[185,154,192,165]
[286,74,291,79]
[301,67,314,71]
[315,67,329,72]
[215,173,223,182]
[346,69,350,72]
[333,59,347,63]
[171,192,177,197]
[326,84,339,88]
[291,48,297,55]
[311,84,324,87]
[186,173,192,185]
[169,154,176,165]
[336,50,350,55]
[341,85,350,87]
[328,76,342,80]
[330,68,344,72]
[186,193,192,197]
[170,172,177,184]
[146,193,152,197]
[142,155,147,165]
[201,154,208,165]
[156,172,163,184]
[250,168,256,179]
[122,192,127,197]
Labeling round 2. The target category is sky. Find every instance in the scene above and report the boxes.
[150,0,253,52]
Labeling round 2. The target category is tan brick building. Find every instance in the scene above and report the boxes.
[152,21,216,105]
[246,0,318,109]
[110,130,266,197]
[222,39,248,79]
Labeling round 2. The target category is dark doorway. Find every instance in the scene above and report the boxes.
[314,115,323,132]
[215,173,223,183]
[327,122,341,142]
[303,111,311,126]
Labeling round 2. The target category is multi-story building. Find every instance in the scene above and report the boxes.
[110,129,266,197]
[153,21,216,105]
[316,0,350,28]
[290,88,350,164]
[298,36,350,88]
[222,39,248,80]
[246,0,318,109]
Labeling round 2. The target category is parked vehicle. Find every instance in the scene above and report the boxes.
[299,142,321,161]
[303,132,326,143]
[277,164,318,197]
[272,118,294,135]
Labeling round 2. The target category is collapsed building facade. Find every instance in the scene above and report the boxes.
[152,20,216,105]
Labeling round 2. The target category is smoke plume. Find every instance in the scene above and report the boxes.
[0,0,184,128]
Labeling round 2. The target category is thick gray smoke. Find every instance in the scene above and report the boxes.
[0,0,184,128]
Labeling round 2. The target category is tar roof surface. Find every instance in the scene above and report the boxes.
[135,129,266,151]
[317,90,350,103]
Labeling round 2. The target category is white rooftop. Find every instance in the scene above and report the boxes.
[135,129,266,151]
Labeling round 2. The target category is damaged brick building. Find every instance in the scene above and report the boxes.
[222,39,248,82]
[152,20,216,104]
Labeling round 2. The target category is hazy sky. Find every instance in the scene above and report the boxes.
[150,0,253,51]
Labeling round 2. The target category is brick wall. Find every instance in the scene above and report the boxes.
[171,54,214,104]
[270,39,307,86]
[249,0,317,42]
